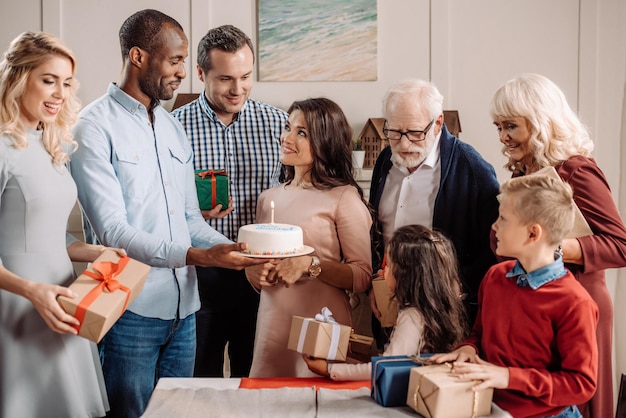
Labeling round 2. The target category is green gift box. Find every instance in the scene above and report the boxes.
[194,169,229,210]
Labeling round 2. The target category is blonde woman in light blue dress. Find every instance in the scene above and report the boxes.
[0,32,114,418]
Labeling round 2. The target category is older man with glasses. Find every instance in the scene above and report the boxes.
[368,79,500,349]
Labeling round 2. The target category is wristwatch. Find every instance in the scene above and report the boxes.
[308,256,322,278]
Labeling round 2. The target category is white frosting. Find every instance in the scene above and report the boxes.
[237,223,304,255]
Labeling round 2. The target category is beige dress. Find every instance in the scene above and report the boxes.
[249,184,372,377]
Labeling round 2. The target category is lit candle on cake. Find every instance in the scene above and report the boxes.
[270,200,275,224]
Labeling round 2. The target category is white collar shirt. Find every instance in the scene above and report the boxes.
[378,132,442,245]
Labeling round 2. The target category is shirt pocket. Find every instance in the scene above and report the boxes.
[166,145,193,199]
[114,147,154,200]
[168,145,192,165]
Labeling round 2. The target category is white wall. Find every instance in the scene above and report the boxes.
[2,0,625,408]
[433,0,580,182]
[3,0,604,182]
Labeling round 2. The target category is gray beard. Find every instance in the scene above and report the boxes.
[390,150,426,169]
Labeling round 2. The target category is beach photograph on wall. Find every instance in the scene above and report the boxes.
[257,0,377,82]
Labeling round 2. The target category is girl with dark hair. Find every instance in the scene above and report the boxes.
[304,224,467,380]
[246,97,373,377]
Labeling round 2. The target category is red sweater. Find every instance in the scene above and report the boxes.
[464,261,599,418]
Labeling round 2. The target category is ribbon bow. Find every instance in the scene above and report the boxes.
[196,169,227,179]
[296,307,343,360]
[72,256,132,333]
[314,306,337,324]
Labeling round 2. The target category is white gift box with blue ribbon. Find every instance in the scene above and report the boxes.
[287,307,351,361]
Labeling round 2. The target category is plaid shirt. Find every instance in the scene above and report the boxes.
[172,93,287,240]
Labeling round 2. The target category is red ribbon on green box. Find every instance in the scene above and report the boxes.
[71,256,132,333]
[194,169,228,210]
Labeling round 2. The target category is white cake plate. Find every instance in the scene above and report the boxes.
[239,245,314,259]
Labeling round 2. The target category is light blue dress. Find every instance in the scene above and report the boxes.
[0,130,108,417]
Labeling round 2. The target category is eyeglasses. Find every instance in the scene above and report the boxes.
[383,119,435,142]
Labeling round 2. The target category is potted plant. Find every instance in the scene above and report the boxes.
[352,138,366,168]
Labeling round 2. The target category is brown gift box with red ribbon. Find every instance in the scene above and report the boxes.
[406,364,493,418]
[58,249,150,343]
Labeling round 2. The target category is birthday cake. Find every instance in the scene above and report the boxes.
[237,223,305,256]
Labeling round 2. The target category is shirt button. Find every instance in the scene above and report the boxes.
[134,155,139,161]
[164,181,169,186]
[169,210,174,215]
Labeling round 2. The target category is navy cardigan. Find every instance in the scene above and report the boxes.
[369,125,500,319]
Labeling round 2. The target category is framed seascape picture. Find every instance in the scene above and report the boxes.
[257,0,378,81]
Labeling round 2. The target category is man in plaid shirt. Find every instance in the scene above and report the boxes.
[173,25,287,377]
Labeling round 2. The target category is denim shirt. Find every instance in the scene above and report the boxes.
[505,256,568,290]
[71,83,231,320]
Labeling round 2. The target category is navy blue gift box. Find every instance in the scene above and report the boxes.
[370,354,432,407]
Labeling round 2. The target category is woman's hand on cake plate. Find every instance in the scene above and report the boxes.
[201,197,234,220]
[245,261,279,291]
[272,255,312,288]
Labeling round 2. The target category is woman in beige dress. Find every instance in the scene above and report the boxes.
[247,97,373,377]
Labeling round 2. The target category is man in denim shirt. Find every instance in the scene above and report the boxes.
[70,10,263,418]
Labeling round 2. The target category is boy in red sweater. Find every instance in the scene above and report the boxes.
[431,175,598,418]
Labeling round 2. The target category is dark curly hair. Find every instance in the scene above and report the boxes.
[387,224,467,353]
[118,9,183,61]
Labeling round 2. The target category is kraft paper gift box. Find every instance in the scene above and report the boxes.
[371,354,431,407]
[371,278,398,328]
[287,308,351,361]
[58,249,149,343]
[406,364,493,418]
[194,169,229,211]
[348,333,377,363]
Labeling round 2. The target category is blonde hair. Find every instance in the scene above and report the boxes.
[490,73,593,174]
[0,31,80,165]
[499,175,575,246]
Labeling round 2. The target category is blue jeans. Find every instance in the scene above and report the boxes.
[98,310,196,418]
[546,405,582,418]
